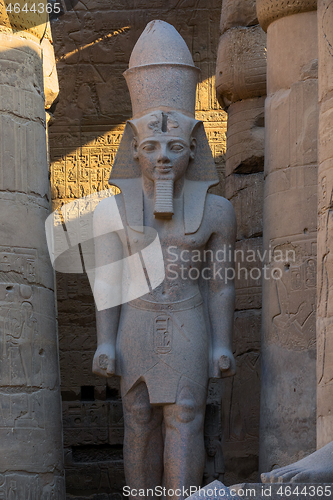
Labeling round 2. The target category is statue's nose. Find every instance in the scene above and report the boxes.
[157,149,170,163]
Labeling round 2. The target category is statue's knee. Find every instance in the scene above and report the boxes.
[129,400,152,425]
[175,386,199,423]
[176,398,197,423]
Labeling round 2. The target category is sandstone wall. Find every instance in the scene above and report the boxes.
[49,1,229,496]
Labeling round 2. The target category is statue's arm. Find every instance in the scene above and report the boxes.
[206,196,237,379]
[92,200,123,377]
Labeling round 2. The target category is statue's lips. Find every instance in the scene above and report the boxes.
[155,166,173,174]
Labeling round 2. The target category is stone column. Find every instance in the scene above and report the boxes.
[0,12,65,499]
[257,0,318,473]
[216,0,266,482]
[317,0,333,450]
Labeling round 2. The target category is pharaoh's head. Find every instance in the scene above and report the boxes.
[130,110,197,218]
[109,20,219,232]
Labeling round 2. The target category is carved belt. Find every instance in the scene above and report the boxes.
[128,292,203,312]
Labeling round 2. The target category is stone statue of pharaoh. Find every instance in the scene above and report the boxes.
[92,20,236,498]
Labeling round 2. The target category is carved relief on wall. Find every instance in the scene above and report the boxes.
[265,235,317,350]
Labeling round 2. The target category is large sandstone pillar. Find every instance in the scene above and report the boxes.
[257,0,318,472]
[317,0,333,449]
[0,9,65,498]
[216,0,266,481]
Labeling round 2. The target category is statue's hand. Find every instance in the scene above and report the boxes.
[212,347,236,379]
[92,343,116,377]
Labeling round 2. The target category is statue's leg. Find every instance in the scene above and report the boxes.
[122,381,163,496]
[261,440,333,483]
[163,379,207,500]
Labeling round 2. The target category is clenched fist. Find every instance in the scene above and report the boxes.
[211,347,236,379]
[92,343,116,377]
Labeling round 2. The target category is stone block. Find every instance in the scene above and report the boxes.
[0,34,44,91]
[216,26,267,108]
[234,309,261,355]
[318,0,333,103]
[234,238,263,310]
[65,451,125,498]
[226,173,264,241]
[264,168,317,239]
[62,400,123,448]
[60,350,104,390]
[257,0,317,32]
[259,344,316,472]
[0,195,55,290]
[0,388,63,472]
[318,99,333,168]
[189,481,240,500]
[0,473,65,499]
[266,11,318,95]
[41,37,59,110]
[226,97,265,176]
[223,346,260,445]
[0,0,12,29]
[265,80,318,175]
[221,309,261,481]
[220,0,258,35]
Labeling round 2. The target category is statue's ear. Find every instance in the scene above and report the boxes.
[109,121,141,183]
[185,121,219,186]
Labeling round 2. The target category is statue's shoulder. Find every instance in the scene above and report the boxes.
[93,193,125,234]
[94,193,124,217]
[205,193,236,223]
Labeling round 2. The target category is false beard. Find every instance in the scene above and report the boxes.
[153,179,174,219]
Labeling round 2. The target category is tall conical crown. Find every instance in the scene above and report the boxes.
[124,20,200,118]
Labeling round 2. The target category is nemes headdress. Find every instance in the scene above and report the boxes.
[109,20,219,234]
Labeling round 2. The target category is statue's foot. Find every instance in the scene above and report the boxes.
[261,440,333,483]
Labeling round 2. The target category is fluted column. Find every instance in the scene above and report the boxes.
[0,10,65,498]
[258,0,318,473]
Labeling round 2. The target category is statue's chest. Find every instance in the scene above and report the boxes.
[143,197,210,252]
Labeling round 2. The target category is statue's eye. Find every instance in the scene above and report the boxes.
[170,144,184,152]
[142,143,156,152]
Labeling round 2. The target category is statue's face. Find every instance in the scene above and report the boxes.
[134,133,196,182]
[205,437,217,457]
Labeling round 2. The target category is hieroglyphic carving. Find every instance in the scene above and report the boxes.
[0,274,47,433]
[154,316,172,354]
[266,234,317,350]
[50,128,123,207]
[234,238,263,311]
[0,473,65,500]
[63,402,108,447]
[62,400,124,448]
[0,247,37,285]
[0,247,39,397]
